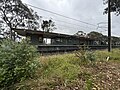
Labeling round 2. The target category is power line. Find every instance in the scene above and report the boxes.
[41,16,95,30]
[97,22,108,25]
[42,15,120,37]
[98,27,120,37]
[26,4,97,27]
[112,32,120,36]
[26,3,119,37]
[41,16,95,32]
[56,23,86,30]
[54,19,95,30]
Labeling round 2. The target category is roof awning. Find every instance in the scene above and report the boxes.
[13,28,94,40]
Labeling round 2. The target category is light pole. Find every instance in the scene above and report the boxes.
[108,0,111,52]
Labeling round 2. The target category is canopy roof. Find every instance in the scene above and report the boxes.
[13,28,93,40]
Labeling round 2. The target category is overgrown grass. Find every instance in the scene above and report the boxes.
[18,53,96,89]
[95,48,120,61]
[14,49,120,90]
[40,54,81,82]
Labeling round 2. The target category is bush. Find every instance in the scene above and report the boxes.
[75,46,96,64]
[0,39,39,89]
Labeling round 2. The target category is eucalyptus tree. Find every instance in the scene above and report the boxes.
[41,19,56,32]
[0,0,39,40]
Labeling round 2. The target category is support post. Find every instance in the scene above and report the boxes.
[108,0,111,52]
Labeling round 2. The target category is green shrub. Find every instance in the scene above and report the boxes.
[86,51,96,62]
[75,46,96,64]
[0,39,39,89]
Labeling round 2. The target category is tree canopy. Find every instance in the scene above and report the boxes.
[87,31,120,45]
[74,31,86,37]
[0,0,39,39]
[41,19,56,32]
[87,31,103,39]
[104,0,120,15]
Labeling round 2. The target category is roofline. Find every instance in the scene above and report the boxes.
[13,28,94,40]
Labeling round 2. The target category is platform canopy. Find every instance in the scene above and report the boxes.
[13,28,93,40]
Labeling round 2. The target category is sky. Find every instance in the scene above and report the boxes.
[22,0,120,37]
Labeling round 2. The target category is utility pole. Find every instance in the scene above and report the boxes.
[108,0,111,52]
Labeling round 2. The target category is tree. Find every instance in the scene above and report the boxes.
[41,19,56,32]
[0,20,3,35]
[26,9,40,30]
[112,36,120,45]
[74,31,86,37]
[0,0,39,40]
[87,31,107,45]
[87,31,103,39]
[104,0,120,15]
[0,20,11,38]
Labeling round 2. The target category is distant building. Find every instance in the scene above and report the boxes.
[14,28,95,45]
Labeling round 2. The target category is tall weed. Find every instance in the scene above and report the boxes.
[75,46,96,65]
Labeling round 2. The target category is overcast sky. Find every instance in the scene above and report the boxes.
[22,0,120,36]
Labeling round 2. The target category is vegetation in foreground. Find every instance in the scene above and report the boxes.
[17,48,120,90]
[0,39,120,90]
[0,39,39,90]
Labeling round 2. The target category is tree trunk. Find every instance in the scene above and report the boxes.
[10,28,12,40]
